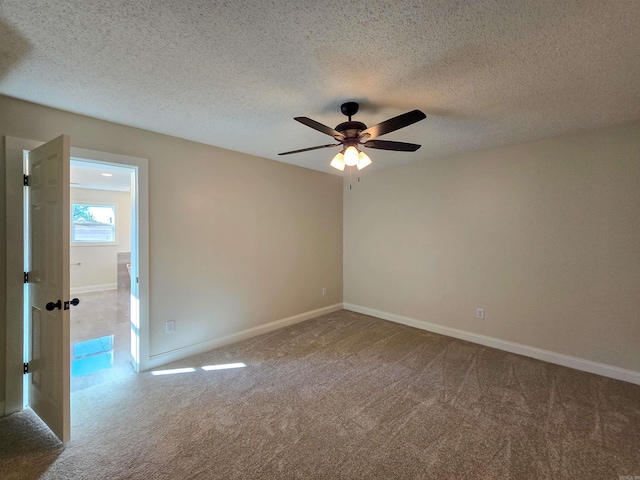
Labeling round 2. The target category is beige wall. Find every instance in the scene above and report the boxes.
[345,121,640,373]
[1,95,343,406]
[70,188,132,290]
[0,134,5,406]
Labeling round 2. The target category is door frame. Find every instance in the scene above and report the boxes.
[4,136,150,416]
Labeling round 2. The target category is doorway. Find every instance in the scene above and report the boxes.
[4,135,150,441]
[68,159,136,391]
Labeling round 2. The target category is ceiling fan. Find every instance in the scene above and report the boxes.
[278,102,426,171]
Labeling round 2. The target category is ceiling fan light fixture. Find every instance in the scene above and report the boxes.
[344,146,359,166]
[357,151,372,170]
[330,152,346,171]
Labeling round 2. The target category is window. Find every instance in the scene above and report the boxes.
[72,204,117,244]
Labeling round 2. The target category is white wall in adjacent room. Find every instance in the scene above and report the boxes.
[70,187,131,291]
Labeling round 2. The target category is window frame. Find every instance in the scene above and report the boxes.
[70,201,120,246]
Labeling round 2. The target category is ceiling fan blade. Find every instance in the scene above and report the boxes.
[359,110,426,140]
[278,144,340,156]
[294,117,345,140]
[362,140,422,152]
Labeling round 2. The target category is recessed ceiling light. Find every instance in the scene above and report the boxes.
[101,173,113,177]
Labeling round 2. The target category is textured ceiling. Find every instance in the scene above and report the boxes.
[1,1,639,174]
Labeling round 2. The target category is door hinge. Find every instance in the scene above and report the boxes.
[23,362,29,374]
[23,174,29,186]
[24,272,29,283]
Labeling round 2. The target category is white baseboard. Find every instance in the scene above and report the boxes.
[71,283,117,294]
[147,303,344,370]
[344,303,640,386]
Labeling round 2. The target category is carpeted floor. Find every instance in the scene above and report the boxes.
[1,310,639,479]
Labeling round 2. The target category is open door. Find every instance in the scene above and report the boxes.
[26,135,71,442]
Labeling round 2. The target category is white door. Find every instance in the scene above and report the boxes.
[27,135,71,442]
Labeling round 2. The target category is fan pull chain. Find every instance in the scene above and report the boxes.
[349,166,352,190]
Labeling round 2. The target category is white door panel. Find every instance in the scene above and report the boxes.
[27,135,71,442]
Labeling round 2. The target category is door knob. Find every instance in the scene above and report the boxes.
[46,300,62,311]
[64,298,80,310]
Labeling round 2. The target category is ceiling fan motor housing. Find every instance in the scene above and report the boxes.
[335,121,367,141]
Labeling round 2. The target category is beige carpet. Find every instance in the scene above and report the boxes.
[1,310,639,479]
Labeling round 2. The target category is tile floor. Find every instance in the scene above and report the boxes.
[70,289,134,392]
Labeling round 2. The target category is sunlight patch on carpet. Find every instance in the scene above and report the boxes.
[150,363,246,376]
[201,363,246,371]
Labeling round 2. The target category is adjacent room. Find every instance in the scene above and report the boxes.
[1,1,639,479]
[69,159,136,391]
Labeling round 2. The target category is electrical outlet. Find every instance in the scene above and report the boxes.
[476,308,485,320]
[322,287,327,296]
[166,320,175,333]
